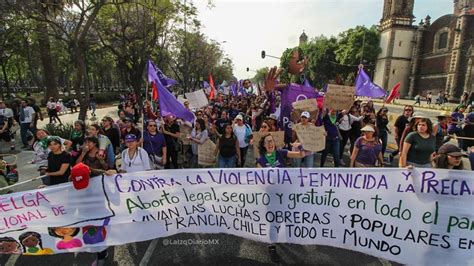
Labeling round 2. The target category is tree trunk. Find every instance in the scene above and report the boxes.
[74,43,90,121]
[36,21,58,101]
[25,38,43,90]
[1,63,10,99]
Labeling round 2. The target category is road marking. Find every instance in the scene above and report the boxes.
[4,254,19,266]
[378,258,392,266]
[140,239,159,266]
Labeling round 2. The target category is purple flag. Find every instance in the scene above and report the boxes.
[156,67,178,88]
[355,69,387,98]
[148,60,194,122]
[230,82,238,96]
[280,83,319,143]
[304,79,312,88]
[202,81,209,88]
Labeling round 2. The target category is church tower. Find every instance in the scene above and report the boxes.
[374,0,417,97]
[299,31,308,46]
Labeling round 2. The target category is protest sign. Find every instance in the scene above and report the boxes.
[252,131,285,157]
[292,98,318,111]
[293,123,326,152]
[324,84,354,111]
[185,89,209,109]
[197,139,216,166]
[0,168,473,266]
[179,124,192,145]
[177,95,187,105]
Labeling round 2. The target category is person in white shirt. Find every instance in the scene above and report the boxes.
[0,101,16,150]
[120,134,151,173]
[46,97,62,124]
[19,100,36,149]
[233,114,252,167]
[338,109,363,166]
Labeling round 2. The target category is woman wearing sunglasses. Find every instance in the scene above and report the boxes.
[142,120,167,170]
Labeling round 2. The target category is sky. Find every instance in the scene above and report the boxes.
[195,0,453,80]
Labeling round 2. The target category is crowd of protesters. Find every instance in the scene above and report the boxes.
[0,85,472,264]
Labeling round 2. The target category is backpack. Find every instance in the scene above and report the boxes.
[244,124,252,144]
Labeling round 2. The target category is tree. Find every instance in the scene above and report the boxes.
[335,25,380,66]
[168,30,233,93]
[251,67,269,85]
[303,36,338,88]
[95,1,180,101]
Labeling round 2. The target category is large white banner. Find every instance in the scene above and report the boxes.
[0,168,472,265]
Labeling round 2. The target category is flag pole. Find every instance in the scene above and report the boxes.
[142,62,149,148]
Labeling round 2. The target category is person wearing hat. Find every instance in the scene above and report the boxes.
[433,111,450,151]
[292,111,316,167]
[399,118,436,168]
[120,116,141,150]
[432,143,470,170]
[233,114,252,167]
[119,134,151,173]
[350,124,383,167]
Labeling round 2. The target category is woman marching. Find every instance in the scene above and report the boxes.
[399,118,436,168]
[375,106,391,160]
[350,125,384,167]
[215,123,240,168]
[188,118,209,168]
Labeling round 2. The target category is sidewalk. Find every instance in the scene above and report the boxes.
[373,98,459,112]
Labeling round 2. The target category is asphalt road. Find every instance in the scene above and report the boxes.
[0,102,441,265]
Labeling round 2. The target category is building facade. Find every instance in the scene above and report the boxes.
[374,0,474,100]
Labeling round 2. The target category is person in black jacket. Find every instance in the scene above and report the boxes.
[101,116,120,155]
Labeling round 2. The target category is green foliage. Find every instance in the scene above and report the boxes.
[278,25,380,87]
[304,36,338,88]
[335,25,381,66]
[43,122,75,140]
[251,67,269,85]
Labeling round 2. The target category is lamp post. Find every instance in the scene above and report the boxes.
[261,50,280,60]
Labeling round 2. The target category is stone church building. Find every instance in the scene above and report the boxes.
[374,0,473,100]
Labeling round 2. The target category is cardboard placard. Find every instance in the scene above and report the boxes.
[293,123,326,152]
[252,131,285,157]
[292,98,318,111]
[179,124,192,145]
[198,139,216,166]
[185,89,209,109]
[324,84,354,111]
